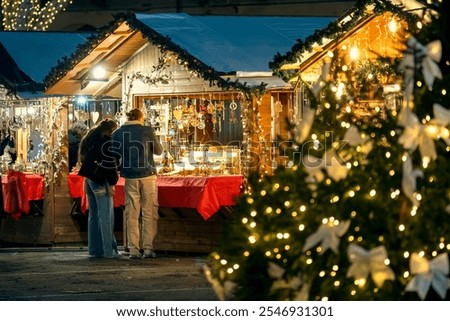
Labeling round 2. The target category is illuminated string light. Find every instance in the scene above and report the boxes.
[2,0,73,31]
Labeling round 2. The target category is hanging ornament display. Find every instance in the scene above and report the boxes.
[90,111,100,124]
[229,101,238,124]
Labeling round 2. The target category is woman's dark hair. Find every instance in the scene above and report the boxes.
[78,119,118,162]
[126,108,143,121]
[97,119,118,137]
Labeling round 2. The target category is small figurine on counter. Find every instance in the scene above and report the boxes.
[0,123,17,164]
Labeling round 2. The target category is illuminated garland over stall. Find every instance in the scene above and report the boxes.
[270,0,419,82]
[1,0,73,31]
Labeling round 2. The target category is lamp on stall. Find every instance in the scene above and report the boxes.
[80,65,108,90]
[92,66,107,80]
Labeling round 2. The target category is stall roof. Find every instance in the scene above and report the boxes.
[0,31,89,96]
[135,13,335,73]
[44,13,335,96]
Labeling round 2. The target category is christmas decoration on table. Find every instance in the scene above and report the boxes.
[205,0,450,300]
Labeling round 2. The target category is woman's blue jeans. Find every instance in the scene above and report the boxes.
[85,178,117,258]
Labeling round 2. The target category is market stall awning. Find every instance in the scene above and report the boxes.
[0,31,89,97]
[44,13,334,96]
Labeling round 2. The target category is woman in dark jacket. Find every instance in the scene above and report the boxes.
[78,119,119,258]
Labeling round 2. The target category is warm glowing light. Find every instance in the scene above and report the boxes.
[2,0,73,31]
[349,47,359,60]
[388,18,397,33]
[425,124,439,138]
[356,278,366,288]
[92,66,106,79]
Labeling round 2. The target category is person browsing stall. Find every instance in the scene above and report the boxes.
[78,119,119,258]
[111,109,163,259]
[68,121,88,172]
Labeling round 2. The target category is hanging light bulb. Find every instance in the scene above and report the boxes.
[388,18,397,33]
[349,47,359,61]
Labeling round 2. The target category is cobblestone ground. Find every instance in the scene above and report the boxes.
[0,247,217,301]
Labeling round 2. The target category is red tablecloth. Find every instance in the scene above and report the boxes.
[68,173,243,220]
[2,170,45,218]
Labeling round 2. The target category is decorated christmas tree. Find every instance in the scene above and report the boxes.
[204,0,450,300]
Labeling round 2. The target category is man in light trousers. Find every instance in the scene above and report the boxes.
[112,109,163,259]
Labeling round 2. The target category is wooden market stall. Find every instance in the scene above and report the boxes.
[270,1,421,124]
[2,13,332,251]
[0,32,88,246]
